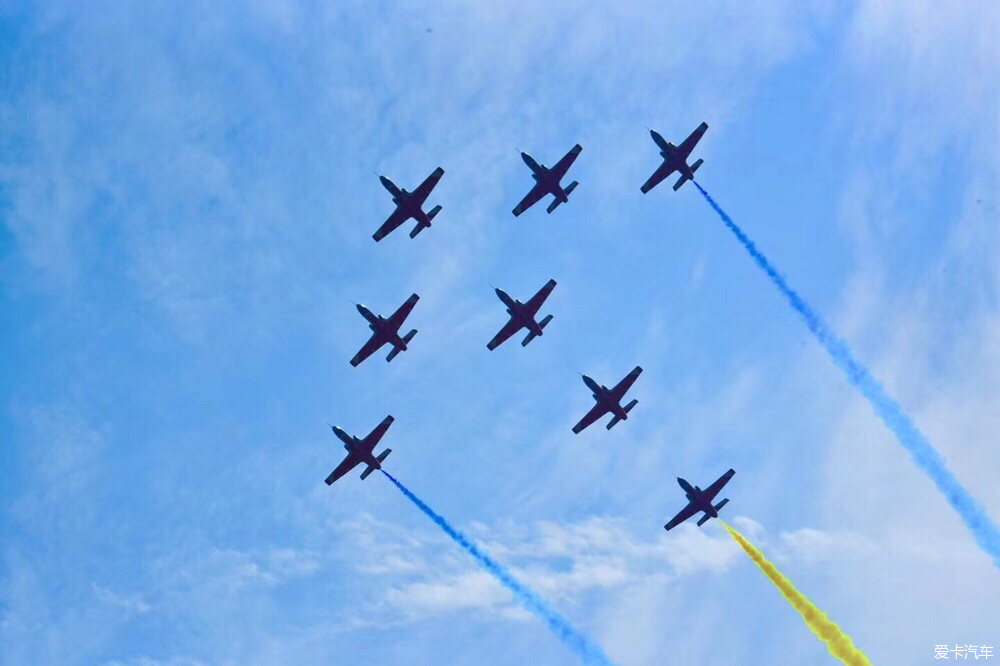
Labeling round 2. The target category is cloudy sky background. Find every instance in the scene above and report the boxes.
[2,1,999,664]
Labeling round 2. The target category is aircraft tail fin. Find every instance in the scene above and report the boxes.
[360,448,391,480]
[673,159,703,191]
[697,513,713,527]
[386,330,416,362]
[427,204,442,221]
[623,398,638,414]
[713,498,729,512]
[522,316,552,347]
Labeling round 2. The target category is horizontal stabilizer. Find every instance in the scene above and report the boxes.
[409,223,426,239]
[623,398,638,414]
[546,197,564,214]
[376,448,391,463]
[713,498,729,512]
[360,464,376,480]
[427,204,442,221]
[690,158,703,175]
[606,414,623,430]
[673,174,690,191]
[402,329,417,344]
[564,181,578,195]
[521,330,538,347]
[386,343,406,362]
[697,513,712,527]
[538,314,553,330]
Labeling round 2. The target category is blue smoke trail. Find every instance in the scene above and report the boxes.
[693,181,1000,568]
[381,470,616,665]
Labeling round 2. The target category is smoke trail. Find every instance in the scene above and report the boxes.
[693,181,1000,568]
[381,470,616,666]
[722,521,873,666]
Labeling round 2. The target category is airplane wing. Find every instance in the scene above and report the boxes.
[410,167,445,205]
[702,468,735,500]
[609,365,642,400]
[325,453,361,485]
[523,279,557,314]
[487,316,523,351]
[373,207,409,242]
[677,122,708,159]
[512,182,548,217]
[550,143,583,179]
[640,160,677,194]
[362,414,395,450]
[387,293,419,329]
[664,500,699,531]
[572,402,609,434]
[350,332,386,367]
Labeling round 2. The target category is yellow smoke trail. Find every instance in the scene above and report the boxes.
[721,521,874,666]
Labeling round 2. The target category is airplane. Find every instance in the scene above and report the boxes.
[373,167,445,241]
[512,144,583,216]
[640,121,708,194]
[572,365,642,433]
[487,279,557,350]
[663,469,735,530]
[350,293,419,366]
[325,415,395,485]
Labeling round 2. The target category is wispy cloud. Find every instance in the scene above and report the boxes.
[91,583,151,617]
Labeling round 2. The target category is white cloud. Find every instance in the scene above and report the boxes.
[92,583,152,617]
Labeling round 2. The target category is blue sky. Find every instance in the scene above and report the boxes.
[2,1,999,664]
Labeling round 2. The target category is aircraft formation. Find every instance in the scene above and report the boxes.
[328,122,734,531]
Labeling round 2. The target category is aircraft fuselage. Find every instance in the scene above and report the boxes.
[677,477,717,517]
[584,376,629,421]
[341,435,380,469]
[522,152,569,203]
[495,288,544,337]
[651,131,695,181]
[379,175,404,200]
[380,175,432,229]
[356,304,407,350]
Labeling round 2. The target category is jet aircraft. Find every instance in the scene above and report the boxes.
[325,415,395,485]
[512,144,582,216]
[640,122,708,193]
[572,366,642,433]
[350,293,419,366]
[373,167,445,241]
[663,469,735,530]
[487,279,557,350]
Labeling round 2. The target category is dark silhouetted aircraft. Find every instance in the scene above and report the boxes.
[640,122,708,193]
[663,469,735,530]
[325,415,395,485]
[572,365,642,433]
[487,279,557,350]
[373,167,445,241]
[350,294,419,366]
[512,144,582,216]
